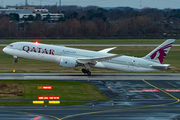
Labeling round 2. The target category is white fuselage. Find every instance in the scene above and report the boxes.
[3,42,168,72]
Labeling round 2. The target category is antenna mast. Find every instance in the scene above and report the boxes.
[59,0,61,6]
[25,0,28,7]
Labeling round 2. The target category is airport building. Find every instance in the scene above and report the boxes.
[0,7,64,21]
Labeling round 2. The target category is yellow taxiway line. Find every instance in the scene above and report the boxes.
[60,79,180,120]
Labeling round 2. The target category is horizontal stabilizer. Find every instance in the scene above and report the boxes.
[149,64,170,70]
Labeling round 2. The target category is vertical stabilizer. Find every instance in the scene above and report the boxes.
[143,39,175,64]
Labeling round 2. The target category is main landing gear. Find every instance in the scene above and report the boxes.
[82,63,91,75]
[82,68,91,76]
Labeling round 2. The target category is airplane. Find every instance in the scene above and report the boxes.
[3,39,175,75]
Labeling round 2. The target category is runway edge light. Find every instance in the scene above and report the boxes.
[13,70,15,73]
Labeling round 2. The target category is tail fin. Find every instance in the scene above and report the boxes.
[143,39,175,64]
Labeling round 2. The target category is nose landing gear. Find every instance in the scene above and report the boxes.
[14,59,18,63]
[13,55,18,63]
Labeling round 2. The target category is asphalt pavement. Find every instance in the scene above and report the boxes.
[0,73,180,80]
[0,74,180,120]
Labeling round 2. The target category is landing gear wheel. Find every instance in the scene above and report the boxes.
[82,69,91,75]
[82,69,87,74]
[14,59,18,63]
[87,70,91,76]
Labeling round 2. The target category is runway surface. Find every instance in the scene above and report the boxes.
[0,73,180,80]
[0,73,180,120]
[1,44,180,46]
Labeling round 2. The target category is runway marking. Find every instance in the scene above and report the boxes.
[60,79,180,120]
[128,89,160,92]
[8,111,61,120]
[134,99,176,100]
[126,108,180,111]
[60,100,180,120]
[119,88,180,90]
[142,79,179,100]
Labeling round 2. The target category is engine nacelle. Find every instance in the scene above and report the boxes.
[59,57,78,68]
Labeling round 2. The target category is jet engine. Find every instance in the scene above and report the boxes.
[59,57,78,68]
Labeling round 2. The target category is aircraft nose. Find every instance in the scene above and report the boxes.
[2,47,7,53]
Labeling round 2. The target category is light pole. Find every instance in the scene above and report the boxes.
[16,22,19,38]
[59,0,61,6]
[9,21,12,37]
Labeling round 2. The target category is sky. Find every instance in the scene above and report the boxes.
[2,0,180,9]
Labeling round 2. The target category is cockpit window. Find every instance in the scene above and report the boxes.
[9,45,13,47]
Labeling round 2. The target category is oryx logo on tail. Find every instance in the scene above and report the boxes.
[150,42,173,63]
[143,39,175,64]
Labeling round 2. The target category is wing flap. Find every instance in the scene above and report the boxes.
[77,54,124,64]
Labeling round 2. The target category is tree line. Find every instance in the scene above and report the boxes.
[0,5,180,38]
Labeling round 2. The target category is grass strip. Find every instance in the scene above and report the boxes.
[0,80,109,106]
[1,39,180,44]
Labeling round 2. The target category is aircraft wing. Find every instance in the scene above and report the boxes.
[98,47,116,53]
[77,54,124,64]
